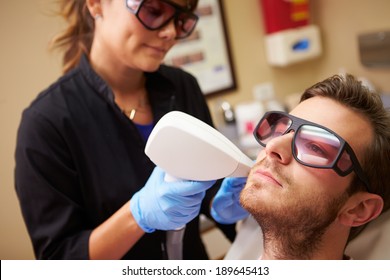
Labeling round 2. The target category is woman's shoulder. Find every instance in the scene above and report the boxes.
[157,64,197,82]
[23,69,83,121]
[33,69,79,101]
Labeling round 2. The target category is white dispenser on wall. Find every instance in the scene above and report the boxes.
[259,0,322,67]
[265,25,322,67]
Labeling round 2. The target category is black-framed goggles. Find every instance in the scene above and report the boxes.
[253,111,371,192]
[126,0,199,39]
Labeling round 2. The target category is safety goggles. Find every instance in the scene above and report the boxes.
[253,111,371,192]
[125,0,199,39]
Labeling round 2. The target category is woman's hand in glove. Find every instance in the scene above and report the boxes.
[130,166,215,233]
[211,177,249,224]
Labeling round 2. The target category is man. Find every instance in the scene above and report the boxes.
[211,74,390,260]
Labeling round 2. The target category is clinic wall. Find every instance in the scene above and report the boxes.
[207,0,390,116]
[0,0,64,259]
[0,0,389,259]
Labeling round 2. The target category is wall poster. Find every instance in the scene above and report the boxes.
[164,0,237,95]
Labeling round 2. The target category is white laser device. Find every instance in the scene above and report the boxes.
[145,111,254,260]
[145,111,254,181]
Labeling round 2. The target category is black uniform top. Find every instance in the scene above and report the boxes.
[15,55,235,259]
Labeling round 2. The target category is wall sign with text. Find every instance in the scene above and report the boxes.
[164,0,237,95]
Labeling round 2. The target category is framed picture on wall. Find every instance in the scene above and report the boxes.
[164,0,237,95]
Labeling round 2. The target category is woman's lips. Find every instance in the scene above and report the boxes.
[146,44,168,56]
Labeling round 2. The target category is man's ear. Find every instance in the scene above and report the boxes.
[338,192,384,227]
[86,0,103,19]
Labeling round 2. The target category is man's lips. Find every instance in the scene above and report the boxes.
[253,169,283,187]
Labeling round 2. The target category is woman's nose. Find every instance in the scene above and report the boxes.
[158,19,177,41]
[263,132,294,164]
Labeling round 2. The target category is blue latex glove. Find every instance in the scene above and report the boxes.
[130,166,215,233]
[211,177,249,224]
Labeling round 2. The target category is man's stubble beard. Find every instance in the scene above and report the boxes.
[240,158,349,259]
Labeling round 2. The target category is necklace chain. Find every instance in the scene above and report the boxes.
[122,92,149,120]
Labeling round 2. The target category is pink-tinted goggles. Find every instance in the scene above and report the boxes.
[254,111,370,192]
[126,0,198,39]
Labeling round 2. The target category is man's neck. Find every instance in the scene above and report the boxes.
[260,229,347,260]
[260,248,345,260]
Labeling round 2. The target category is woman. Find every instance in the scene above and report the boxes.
[15,0,236,259]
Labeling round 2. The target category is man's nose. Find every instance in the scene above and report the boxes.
[263,132,294,164]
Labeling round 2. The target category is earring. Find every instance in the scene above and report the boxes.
[94,14,102,20]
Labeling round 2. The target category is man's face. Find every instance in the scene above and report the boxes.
[240,96,373,247]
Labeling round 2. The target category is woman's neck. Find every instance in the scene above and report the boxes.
[89,49,153,124]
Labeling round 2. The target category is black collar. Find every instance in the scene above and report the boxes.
[78,54,177,122]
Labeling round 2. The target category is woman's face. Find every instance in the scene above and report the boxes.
[91,0,189,73]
